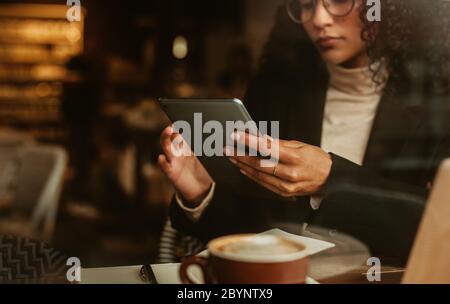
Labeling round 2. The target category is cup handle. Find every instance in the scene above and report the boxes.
[179,256,211,284]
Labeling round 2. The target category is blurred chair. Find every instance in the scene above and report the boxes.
[0,129,33,192]
[0,130,33,221]
[0,128,33,147]
[0,145,67,242]
[157,218,205,263]
[0,235,68,283]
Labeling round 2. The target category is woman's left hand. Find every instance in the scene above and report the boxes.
[226,132,333,198]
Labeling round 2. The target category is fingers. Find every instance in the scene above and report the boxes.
[160,125,174,140]
[231,131,273,157]
[158,154,172,176]
[228,152,301,182]
[282,140,307,149]
[232,131,305,164]
[239,165,302,198]
[233,159,302,197]
[160,126,175,162]
[241,170,290,198]
[160,125,192,161]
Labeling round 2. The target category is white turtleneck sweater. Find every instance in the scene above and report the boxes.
[321,63,386,165]
[308,63,387,209]
[177,62,387,220]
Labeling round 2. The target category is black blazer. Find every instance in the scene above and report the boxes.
[169,59,450,265]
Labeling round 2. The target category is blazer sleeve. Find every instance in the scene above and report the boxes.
[169,182,276,243]
[311,141,449,265]
[169,183,236,242]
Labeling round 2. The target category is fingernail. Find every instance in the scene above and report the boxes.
[264,134,274,142]
[229,158,237,164]
[231,132,241,141]
[240,169,247,176]
[224,146,233,156]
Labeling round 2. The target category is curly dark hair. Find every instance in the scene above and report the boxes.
[258,0,450,98]
[360,0,450,96]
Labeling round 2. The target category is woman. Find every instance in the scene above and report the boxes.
[159,0,450,264]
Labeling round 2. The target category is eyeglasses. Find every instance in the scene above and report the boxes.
[286,0,356,24]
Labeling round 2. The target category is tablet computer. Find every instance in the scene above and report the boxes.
[157,98,295,201]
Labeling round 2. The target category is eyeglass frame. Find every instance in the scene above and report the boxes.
[286,0,357,24]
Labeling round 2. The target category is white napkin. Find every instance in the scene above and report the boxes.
[152,229,335,284]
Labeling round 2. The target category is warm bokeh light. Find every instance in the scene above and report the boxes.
[172,36,188,60]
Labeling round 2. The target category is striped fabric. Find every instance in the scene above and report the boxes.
[157,219,205,264]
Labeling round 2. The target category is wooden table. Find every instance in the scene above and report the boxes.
[3,225,406,284]
[4,265,405,284]
[320,266,405,284]
[278,223,406,284]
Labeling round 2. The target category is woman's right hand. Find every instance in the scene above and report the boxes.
[158,126,213,208]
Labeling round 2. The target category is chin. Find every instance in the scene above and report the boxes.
[320,49,353,66]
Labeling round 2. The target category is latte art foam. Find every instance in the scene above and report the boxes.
[216,235,304,257]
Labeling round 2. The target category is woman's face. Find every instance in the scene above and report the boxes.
[301,0,368,68]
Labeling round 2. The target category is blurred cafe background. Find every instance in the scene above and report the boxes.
[0,0,285,267]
